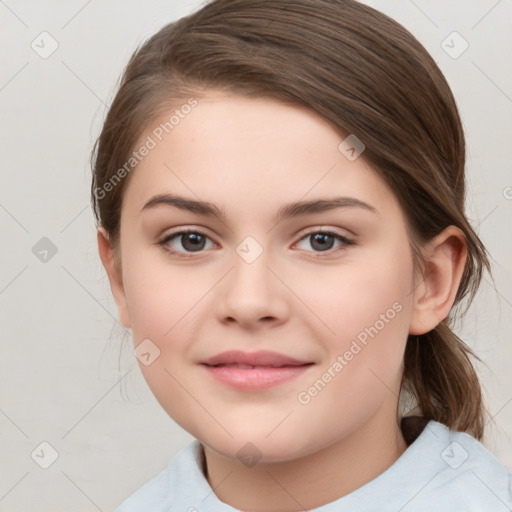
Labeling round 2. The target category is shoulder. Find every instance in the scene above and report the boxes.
[114,440,209,512]
[404,420,512,511]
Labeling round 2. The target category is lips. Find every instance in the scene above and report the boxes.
[200,350,314,390]
[201,349,312,368]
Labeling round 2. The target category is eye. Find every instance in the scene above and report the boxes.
[159,229,216,257]
[158,227,355,258]
[294,229,355,254]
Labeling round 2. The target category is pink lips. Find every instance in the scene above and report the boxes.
[200,350,314,390]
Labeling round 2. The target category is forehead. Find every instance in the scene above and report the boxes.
[121,91,402,223]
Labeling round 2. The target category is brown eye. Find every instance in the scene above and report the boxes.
[159,229,215,256]
[178,232,207,252]
[295,230,355,254]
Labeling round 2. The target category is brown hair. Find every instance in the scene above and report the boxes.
[91,0,491,440]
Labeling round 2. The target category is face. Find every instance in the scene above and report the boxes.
[108,91,420,463]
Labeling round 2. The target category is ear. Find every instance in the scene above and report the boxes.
[409,226,468,335]
[97,227,131,329]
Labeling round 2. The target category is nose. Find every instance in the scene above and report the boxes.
[215,243,290,330]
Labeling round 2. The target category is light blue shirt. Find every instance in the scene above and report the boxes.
[115,420,512,511]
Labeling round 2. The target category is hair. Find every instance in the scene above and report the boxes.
[91,0,491,441]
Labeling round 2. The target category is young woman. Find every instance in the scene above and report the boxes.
[92,0,512,509]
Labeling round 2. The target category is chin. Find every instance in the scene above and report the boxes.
[196,423,322,466]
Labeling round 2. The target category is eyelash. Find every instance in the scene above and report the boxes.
[158,227,355,258]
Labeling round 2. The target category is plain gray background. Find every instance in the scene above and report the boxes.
[1,1,511,510]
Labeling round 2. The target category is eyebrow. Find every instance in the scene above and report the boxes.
[141,193,377,222]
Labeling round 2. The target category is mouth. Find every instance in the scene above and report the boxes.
[201,349,312,367]
[200,350,315,390]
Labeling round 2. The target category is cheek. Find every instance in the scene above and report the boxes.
[296,243,414,396]
[292,269,412,445]
[121,254,205,432]
[121,243,201,340]
[290,245,413,344]
[120,248,212,419]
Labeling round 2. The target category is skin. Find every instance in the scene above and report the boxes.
[98,91,467,511]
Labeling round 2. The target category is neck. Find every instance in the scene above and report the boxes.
[202,409,408,511]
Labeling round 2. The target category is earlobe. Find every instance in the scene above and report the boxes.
[409,226,468,335]
[97,227,132,329]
